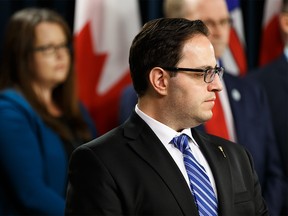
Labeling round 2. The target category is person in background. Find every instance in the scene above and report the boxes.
[66,17,268,215]
[119,0,285,214]
[248,0,288,214]
[164,0,285,214]
[0,8,96,215]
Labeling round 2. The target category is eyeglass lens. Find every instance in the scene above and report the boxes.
[205,68,223,83]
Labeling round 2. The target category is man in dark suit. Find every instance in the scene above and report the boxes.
[66,18,268,215]
[248,0,288,214]
[164,0,285,214]
[119,0,285,214]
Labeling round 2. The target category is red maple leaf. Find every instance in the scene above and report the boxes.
[75,22,132,135]
[259,16,284,66]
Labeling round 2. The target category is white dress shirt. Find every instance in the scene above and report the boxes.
[135,105,218,197]
[217,59,237,142]
[284,44,288,60]
[218,81,237,142]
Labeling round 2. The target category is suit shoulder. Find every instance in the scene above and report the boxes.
[77,125,127,154]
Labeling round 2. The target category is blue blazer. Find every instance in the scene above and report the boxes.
[119,72,285,214]
[0,89,96,215]
[249,54,288,214]
[222,73,285,214]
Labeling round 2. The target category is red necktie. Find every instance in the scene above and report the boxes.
[205,92,230,140]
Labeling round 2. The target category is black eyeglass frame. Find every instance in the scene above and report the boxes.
[162,66,224,83]
[33,43,70,56]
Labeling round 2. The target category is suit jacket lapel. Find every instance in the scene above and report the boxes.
[123,112,198,215]
[192,129,233,215]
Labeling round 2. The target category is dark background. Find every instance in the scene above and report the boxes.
[0,0,265,71]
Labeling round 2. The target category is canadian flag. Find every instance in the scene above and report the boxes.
[221,0,247,76]
[259,0,283,66]
[74,0,141,135]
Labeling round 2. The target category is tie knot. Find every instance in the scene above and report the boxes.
[171,134,189,153]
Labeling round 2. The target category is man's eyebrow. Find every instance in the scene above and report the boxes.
[194,64,216,70]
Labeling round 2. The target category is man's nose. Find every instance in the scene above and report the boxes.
[208,73,223,92]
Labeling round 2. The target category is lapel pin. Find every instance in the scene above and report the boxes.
[231,88,241,102]
[218,146,226,158]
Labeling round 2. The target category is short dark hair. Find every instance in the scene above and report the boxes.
[129,18,209,96]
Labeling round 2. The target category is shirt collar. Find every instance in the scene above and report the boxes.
[135,105,198,146]
[284,44,288,61]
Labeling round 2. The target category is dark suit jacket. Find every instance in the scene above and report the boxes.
[118,73,285,214]
[248,54,288,214]
[223,73,285,215]
[66,111,268,216]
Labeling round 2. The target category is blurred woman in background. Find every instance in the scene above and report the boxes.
[0,8,96,215]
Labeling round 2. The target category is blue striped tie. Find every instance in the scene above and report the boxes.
[172,134,218,216]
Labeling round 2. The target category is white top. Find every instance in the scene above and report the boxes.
[284,44,288,61]
[135,105,218,196]
[218,81,237,142]
[217,59,237,142]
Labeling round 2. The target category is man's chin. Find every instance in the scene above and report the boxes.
[197,115,213,125]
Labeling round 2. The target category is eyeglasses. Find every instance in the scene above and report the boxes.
[204,18,232,29]
[33,43,69,56]
[162,66,224,83]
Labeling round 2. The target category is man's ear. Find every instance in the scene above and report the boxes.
[149,67,170,96]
